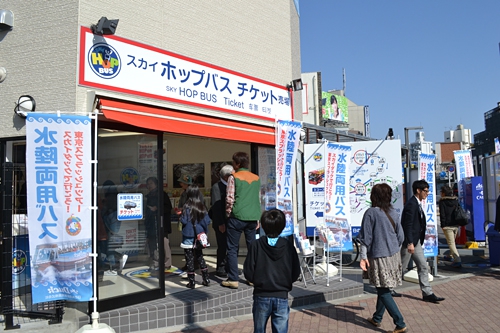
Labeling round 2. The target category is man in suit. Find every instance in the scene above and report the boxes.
[398,179,445,304]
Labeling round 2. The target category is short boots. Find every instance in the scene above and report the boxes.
[186,273,196,289]
[201,268,210,286]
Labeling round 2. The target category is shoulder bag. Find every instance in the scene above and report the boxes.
[452,204,469,226]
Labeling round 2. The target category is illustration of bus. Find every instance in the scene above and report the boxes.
[309,168,325,185]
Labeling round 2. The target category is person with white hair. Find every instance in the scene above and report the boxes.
[209,164,234,278]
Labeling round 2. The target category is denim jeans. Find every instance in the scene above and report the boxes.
[373,287,406,329]
[253,296,289,333]
[226,217,257,281]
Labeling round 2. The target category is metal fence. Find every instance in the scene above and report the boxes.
[1,162,64,329]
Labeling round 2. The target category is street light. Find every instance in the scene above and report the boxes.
[404,126,423,202]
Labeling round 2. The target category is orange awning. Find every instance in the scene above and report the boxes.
[99,98,275,145]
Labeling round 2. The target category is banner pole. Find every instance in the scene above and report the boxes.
[76,109,115,332]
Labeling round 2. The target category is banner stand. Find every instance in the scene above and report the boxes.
[76,110,115,333]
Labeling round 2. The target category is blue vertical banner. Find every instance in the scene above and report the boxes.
[417,153,438,257]
[26,113,92,304]
[323,142,352,252]
[275,120,302,236]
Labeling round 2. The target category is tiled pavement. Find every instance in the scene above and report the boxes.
[162,268,500,333]
[76,271,364,333]
[8,241,495,333]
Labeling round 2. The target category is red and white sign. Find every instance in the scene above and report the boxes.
[78,27,292,122]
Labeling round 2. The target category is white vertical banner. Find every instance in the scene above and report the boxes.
[304,143,325,236]
[26,113,92,304]
[417,153,438,257]
[324,142,352,251]
[453,150,474,200]
[275,120,302,236]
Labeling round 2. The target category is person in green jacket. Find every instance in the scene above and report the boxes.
[221,152,261,289]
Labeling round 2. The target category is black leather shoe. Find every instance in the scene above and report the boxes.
[423,293,445,303]
[390,290,402,297]
[215,270,228,278]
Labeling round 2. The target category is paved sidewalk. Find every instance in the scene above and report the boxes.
[163,268,500,333]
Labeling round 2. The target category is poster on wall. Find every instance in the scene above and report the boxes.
[173,163,205,189]
[418,153,438,257]
[258,147,276,212]
[321,92,348,122]
[138,140,168,185]
[323,142,352,251]
[26,113,92,304]
[210,161,232,186]
[275,120,302,237]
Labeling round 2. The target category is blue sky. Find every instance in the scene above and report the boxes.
[299,1,500,145]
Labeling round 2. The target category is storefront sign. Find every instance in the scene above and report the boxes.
[26,113,92,304]
[418,153,438,257]
[275,120,302,236]
[79,27,292,122]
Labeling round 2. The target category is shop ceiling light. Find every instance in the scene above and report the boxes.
[14,95,36,118]
[91,17,119,35]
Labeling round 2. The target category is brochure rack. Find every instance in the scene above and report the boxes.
[313,225,343,286]
[294,233,316,287]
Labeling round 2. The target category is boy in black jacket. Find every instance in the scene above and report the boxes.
[243,209,300,333]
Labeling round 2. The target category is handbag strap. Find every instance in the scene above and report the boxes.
[383,210,396,231]
[192,220,198,236]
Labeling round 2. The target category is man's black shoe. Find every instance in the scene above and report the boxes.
[423,293,445,303]
[215,270,228,278]
[390,290,402,297]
